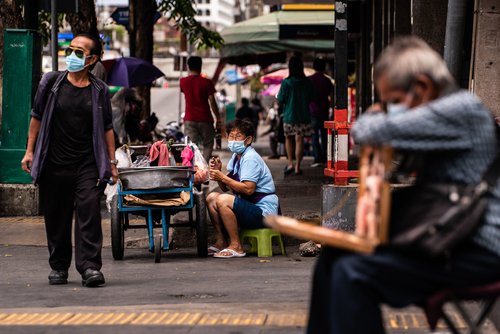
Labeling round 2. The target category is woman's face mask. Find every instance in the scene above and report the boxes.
[228,140,247,154]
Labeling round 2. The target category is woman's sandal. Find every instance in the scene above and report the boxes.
[283,166,294,176]
[213,248,246,258]
[208,246,221,256]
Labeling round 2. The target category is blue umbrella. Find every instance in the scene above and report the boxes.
[102,57,165,87]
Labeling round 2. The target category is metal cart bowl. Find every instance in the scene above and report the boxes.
[111,165,208,263]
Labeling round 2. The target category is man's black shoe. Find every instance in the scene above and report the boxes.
[48,270,68,285]
[81,268,105,287]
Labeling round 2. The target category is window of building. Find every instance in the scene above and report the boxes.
[206,0,210,3]
[197,9,202,15]
[205,9,211,16]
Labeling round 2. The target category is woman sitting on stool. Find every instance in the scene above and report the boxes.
[207,119,280,258]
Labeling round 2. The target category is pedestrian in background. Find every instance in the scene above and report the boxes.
[261,101,280,159]
[111,87,142,145]
[308,57,334,167]
[235,97,253,121]
[90,47,107,82]
[180,56,222,162]
[250,97,264,139]
[277,56,314,176]
[21,33,117,287]
[307,36,500,334]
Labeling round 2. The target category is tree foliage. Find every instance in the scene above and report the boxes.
[0,0,24,112]
[158,0,224,50]
[130,0,157,118]
[66,0,99,36]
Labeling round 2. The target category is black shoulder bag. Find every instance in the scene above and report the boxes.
[389,129,500,257]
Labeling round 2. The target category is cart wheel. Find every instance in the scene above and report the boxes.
[195,191,208,257]
[110,196,124,260]
[154,235,162,263]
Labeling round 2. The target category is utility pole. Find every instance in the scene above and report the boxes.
[129,0,136,57]
[178,33,187,124]
[331,0,349,186]
[443,0,468,82]
[51,0,58,71]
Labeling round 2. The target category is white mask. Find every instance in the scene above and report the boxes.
[387,103,409,117]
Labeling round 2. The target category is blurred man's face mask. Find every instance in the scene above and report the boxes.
[387,102,409,116]
[385,84,416,116]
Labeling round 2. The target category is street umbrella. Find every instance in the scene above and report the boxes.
[102,57,165,87]
[262,84,281,97]
[261,67,316,84]
[220,10,335,66]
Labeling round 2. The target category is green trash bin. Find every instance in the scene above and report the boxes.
[0,29,41,184]
[225,102,235,123]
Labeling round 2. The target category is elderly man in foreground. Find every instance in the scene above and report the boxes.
[307,37,500,333]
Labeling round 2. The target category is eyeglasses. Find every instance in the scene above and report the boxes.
[64,46,88,59]
[228,133,247,140]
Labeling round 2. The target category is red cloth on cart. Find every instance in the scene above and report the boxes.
[149,141,170,166]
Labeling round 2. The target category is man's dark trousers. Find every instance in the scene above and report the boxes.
[307,243,500,334]
[39,158,105,274]
[311,116,327,163]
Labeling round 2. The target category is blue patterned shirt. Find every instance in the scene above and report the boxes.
[352,90,500,257]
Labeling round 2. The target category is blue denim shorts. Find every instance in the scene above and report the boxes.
[233,196,266,229]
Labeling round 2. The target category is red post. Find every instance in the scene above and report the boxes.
[334,108,349,185]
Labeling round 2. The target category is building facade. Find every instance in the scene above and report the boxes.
[194,0,236,32]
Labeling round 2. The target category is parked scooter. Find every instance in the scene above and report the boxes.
[155,120,185,143]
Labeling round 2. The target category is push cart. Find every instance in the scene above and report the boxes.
[110,151,208,263]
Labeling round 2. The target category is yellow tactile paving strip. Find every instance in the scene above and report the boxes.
[0,217,118,224]
[385,312,466,330]
[0,311,464,329]
[0,217,45,224]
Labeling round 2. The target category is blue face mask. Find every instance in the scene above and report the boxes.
[228,140,247,154]
[387,103,409,117]
[65,52,89,73]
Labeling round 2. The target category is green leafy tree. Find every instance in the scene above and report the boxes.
[0,0,223,119]
[157,0,224,50]
[0,0,24,116]
[65,0,99,36]
[130,0,224,117]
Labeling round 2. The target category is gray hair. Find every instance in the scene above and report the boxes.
[374,36,456,94]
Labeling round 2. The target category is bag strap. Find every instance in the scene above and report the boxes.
[481,125,500,188]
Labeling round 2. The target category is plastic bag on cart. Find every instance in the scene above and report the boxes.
[131,155,150,167]
[115,145,133,168]
[192,144,209,184]
[104,182,119,211]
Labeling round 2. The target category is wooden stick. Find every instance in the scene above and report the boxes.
[265,215,377,254]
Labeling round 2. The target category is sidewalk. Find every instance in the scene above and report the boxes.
[0,127,329,247]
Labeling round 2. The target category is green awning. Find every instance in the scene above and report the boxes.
[221,10,335,63]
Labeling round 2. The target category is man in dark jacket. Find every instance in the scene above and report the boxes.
[308,57,333,167]
[21,33,117,287]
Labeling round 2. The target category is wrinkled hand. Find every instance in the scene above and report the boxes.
[21,152,33,173]
[110,165,119,184]
[209,169,226,182]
